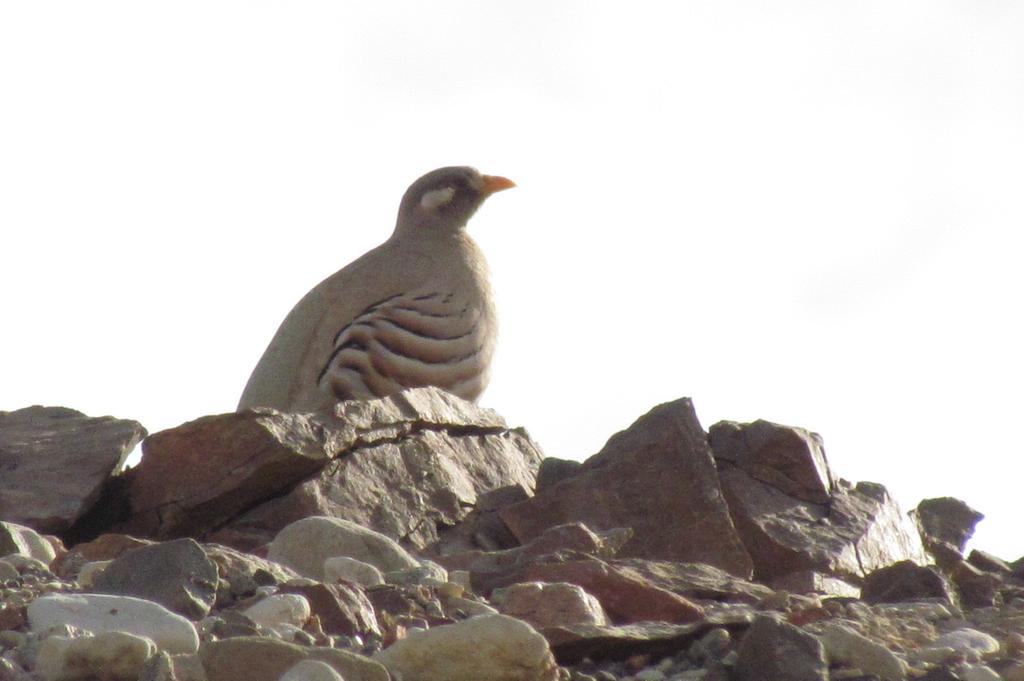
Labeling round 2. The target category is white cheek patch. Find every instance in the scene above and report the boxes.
[420,187,456,210]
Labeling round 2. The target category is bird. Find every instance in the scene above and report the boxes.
[237,166,515,414]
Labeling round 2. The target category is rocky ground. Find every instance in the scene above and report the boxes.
[1,387,1023,681]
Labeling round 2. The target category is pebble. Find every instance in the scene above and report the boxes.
[27,592,199,654]
[930,628,1000,662]
[77,560,111,588]
[818,622,906,681]
[279,659,345,681]
[958,663,1002,681]
[243,593,312,629]
[35,631,156,681]
[322,556,384,587]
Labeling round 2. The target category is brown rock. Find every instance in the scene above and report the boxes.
[544,611,753,664]
[435,522,631,574]
[968,549,1012,575]
[951,560,1001,608]
[769,570,861,598]
[279,582,380,638]
[861,560,955,604]
[709,419,834,504]
[199,637,388,681]
[499,398,753,577]
[123,410,334,540]
[0,406,145,534]
[492,581,609,629]
[208,388,543,550]
[912,497,984,555]
[718,455,927,583]
[603,559,774,605]
[477,553,705,625]
[53,533,153,580]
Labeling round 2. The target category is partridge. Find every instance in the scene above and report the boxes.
[237,166,514,413]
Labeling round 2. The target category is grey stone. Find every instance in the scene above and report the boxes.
[199,636,389,681]
[861,561,955,605]
[0,521,56,565]
[268,516,419,580]
[733,614,827,681]
[0,406,145,533]
[93,538,219,619]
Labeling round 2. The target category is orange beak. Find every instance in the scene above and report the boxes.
[480,174,516,195]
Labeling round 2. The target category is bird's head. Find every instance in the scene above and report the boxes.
[394,166,515,237]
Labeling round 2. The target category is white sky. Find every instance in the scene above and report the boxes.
[2,2,1023,559]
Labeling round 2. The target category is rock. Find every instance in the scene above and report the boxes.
[492,581,609,629]
[929,628,1000,662]
[243,593,311,629]
[122,410,335,540]
[280,660,345,681]
[543,611,754,664]
[818,622,905,681]
[92,538,219,619]
[220,389,544,551]
[912,497,984,555]
[500,398,753,577]
[75,560,113,589]
[952,560,1001,608]
[602,559,773,605]
[959,665,1002,681]
[436,522,631,574]
[323,556,385,587]
[0,406,145,534]
[534,458,583,490]
[0,521,57,565]
[199,637,389,681]
[719,454,928,582]
[27,593,199,654]
[476,554,705,624]
[385,561,448,587]
[279,582,380,638]
[709,419,834,504]
[35,631,157,681]
[52,533,152,579]
[770,569,860,598]
[733,614,827,681]
[268,516,420,580]
[968,549,1012,575]
[374,613,558,681]
[204,543,300,603]
[861,561,955,605]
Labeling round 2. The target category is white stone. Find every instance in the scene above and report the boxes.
[243,593,311,629]
[269,516,419,580]
[960,664,1002,681]
[931,628,1000,662]
[0,560,19,581]
[35,631,157,681]
[446,595,499,617]
[819,622,906,681]
[279,659,346,681]
[28,593,199,654]
[635,669,666,681]
[0,521,57,565]
[374,613,558,681]
[77,560,111,588]
[323,556,384,587]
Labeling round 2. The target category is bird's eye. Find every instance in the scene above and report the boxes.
[419,187,456,210]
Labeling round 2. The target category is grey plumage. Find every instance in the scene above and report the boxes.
[238,166,514,413]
